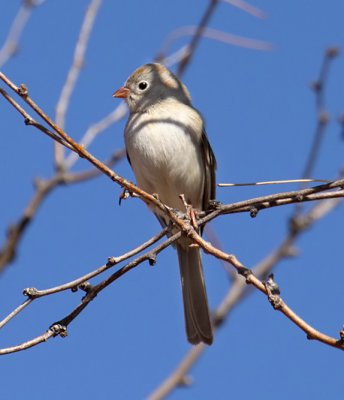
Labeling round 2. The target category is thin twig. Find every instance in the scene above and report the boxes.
[218,178,331,187]
[54,0,102,168]
[221,0,266,18]
[0,175,63,270]
[0,227,169,331]
[0,230,182,355]
[202,180,344,223]
[177,0,219,76]
[220,190,344,215]
[149,344,206,400]
[64,148,126,184]
[204,225,233,277]
[0,0,44,68]
[301,47,339,183]
[0,299,32,329]
[161,45,190,68]
[64,103,127,169]
[161,26,272,59]
[25,227,169,298]
[0,325,64,356]
[0,88,75,150]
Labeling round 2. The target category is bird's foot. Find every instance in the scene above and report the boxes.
[118,188,130,205]
[208,199,222,210]
[179,194,198,230]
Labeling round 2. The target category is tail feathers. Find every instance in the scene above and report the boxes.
[177,246,213,345]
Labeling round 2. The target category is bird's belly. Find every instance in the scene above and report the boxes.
[125,120,204,211]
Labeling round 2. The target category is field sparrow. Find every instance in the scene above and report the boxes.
[113,63,216,345]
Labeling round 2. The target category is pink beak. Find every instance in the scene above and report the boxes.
[113,86,130,98]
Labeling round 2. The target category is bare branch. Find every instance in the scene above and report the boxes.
[64,148,126,184]
[0,230,181,355]
[0,0,44,68]
[0,299,32,329]
[204,180,344,222]
[161,26,272,60]
[149,344,206,400]
[0,88,75,150]
[301,47,340,182]
[0,175,62,270]
[218,178,331,187]
[221,0,266,18]
[24,227,169,298]
[0,227,168,333]
[176,0,219,76]
[0,325,65,356]
[64,103,128,169]
[54,0,102,168]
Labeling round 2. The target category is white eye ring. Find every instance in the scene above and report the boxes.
[138,81,149,91]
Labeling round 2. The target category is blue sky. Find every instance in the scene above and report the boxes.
[1,1,344,399]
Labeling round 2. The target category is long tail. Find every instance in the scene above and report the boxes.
[177,245,213,345]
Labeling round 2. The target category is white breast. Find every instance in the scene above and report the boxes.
[125,100,205,211]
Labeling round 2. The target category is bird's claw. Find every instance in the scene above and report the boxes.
[119,188,131,205]
[178,194,198,230]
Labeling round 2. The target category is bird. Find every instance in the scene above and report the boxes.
[113,63,216,345]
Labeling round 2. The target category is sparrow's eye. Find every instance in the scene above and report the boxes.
[138,81,148,91]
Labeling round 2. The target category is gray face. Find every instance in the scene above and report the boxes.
[125,66,155,112]
[124,63,191,112]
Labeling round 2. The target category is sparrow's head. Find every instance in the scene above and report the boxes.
[113,63,191,113]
